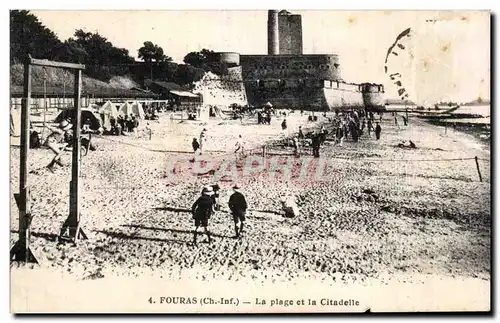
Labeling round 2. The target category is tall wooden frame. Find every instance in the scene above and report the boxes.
[10,56,86,263]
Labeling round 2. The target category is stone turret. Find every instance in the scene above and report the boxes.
[267,10,279,55]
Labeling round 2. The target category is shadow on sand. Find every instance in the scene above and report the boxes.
[10,230,59,242]
[95,229,189,245]
[250,209,281,215]
[121,224,233,239]
[153,206,192,213]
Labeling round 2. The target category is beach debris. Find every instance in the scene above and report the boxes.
[280,196,300,218]
[396,140,417,149]
[351,188,379,203]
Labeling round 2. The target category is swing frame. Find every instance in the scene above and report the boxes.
[10,56,87,264]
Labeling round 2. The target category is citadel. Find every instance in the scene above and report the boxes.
[197,10,385,111]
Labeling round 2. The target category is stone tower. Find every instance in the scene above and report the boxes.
[267,10,279,55]
[278,10,303,55]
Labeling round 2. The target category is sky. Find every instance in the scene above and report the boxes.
[31,10,490,104]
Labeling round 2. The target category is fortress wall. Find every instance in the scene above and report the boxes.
[201,52,384,110]
[208,52,240,66]
[323,87,365,108]
[361,83,385,109]
[192,66,247,107]
[362,91,385,109]
[240,55,341,81]
[244,78,372,110]
[244,81,327,110]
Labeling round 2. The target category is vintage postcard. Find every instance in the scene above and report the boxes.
[9,9,491,313]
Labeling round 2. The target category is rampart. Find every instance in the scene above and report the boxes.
[240,54,341,81]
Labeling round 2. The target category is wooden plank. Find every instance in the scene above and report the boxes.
[29,57,85,70]
[70,70,82,222]
[18,62,31,259]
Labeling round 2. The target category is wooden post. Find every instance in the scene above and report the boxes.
[445,121,447,134]
[59,69,88,243]
[10,60,38,263]
[475,156,483,182]
[262,145,267,158]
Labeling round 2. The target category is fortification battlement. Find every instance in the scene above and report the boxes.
[240,54,341,81]
[207,52,240,66]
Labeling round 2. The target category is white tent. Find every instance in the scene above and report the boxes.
[99,100,119,118]
[130,101,145,119]
[118,101,145,119]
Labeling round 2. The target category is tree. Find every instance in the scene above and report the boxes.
[138,41,171,62]
[10,10,62,62]
[183,48,214,68]
[138,41,171,81]
[52,39,89,63]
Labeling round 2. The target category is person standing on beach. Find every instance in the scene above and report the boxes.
[210,184,221,211]
[335,125,344,145]
[298,126,304,139]
[234,134,245,165]
[402,115,408,126]
[192,138,200,154]
[44,120,73,172]
[367,118,373,136]
[191,186,216,246]
[228,185,248,238]
[293,135,300,156]
[375,122,382,140]
[311,132,321,158]
[199,128,207,155]
[281,118,287,130]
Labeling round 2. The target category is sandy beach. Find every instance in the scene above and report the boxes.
[10,111,491,312]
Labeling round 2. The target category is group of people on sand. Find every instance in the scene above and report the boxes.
[326,108,409,145]
[257,111,272,125]
[107,114,140,136]
[329,110,384,144]
[191,184,248,246]
[192,128,246,161]
[286,108,406,158]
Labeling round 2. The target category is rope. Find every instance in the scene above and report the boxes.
[327,156,478,162]
[91,135,486,164]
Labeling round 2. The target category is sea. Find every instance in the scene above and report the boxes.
[387,104,491,125]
